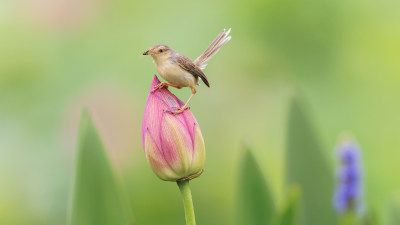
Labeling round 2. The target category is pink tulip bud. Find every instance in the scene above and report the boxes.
[141,76,206,181]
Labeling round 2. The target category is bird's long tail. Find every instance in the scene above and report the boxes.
[194,28,231,70]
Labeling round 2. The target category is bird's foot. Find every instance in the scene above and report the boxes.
[151,83,168,93]
[164,106,189,115]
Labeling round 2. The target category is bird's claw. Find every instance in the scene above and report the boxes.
[151,83,167,93]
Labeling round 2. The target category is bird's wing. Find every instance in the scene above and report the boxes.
[194,28,231,70]
[175,54,210,87]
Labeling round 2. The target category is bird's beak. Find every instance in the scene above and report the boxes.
[143,50,149,55]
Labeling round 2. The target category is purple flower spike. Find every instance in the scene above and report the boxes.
[333,140,364,215]
[141,75,206,181]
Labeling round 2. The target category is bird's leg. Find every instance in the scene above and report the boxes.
[152,82,181,93]
[167,87,196,115]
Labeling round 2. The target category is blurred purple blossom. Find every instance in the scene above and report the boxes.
[333,140,365,215]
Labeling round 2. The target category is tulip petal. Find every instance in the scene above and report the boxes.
[180,109,198,150]
[189,124,206,174]
[160,113,193,177]
[142,76,186,151]
[145,131,181,181]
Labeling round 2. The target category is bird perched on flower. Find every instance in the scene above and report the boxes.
[143,28,231,114]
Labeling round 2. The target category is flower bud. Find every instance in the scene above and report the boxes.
[141,76,206,181]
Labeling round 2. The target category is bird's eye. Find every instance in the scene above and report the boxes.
[159,49,163,53]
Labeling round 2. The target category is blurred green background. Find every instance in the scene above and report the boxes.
[1,0,399,224]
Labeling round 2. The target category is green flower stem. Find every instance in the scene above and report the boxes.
[177,180,196,225]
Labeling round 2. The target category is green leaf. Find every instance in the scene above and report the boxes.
[278,185,301,225]
[69,110,132,225]
[285,96,336,225]
[237,149,276,225]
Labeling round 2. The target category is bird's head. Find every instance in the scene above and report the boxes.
[143,45,173,61]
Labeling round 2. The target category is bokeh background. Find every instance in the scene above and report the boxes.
[1,0,399,224]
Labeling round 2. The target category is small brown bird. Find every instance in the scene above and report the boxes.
[143,28,231,114]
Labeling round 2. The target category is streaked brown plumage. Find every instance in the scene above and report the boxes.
[174,55,210,87]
